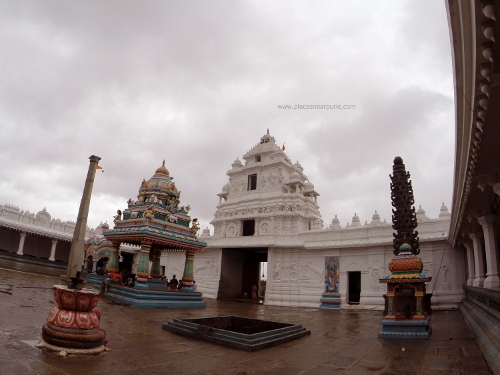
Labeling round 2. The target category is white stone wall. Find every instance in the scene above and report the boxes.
[197,213,465,310]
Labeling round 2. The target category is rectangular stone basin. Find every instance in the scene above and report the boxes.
[163,316,310,351]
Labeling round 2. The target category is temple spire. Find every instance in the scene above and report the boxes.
[390,156,420,255]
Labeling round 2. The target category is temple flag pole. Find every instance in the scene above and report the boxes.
[66,155,101,277]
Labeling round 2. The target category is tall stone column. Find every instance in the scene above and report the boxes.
[469,232,485,287]
[66,155,101,277]
[136,241,152,278]
[49,239,58,261]
[181,249,196,291]
[16,232,27,255]
[463,242,476,286]
[107,242,120,273]
[477,214,500,288]
[150,249,162,279]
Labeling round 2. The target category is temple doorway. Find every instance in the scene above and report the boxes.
[347,271,361,304]
[218,247,267,299]
[119,252,134,272]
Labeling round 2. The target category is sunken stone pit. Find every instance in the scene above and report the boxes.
[163,316,310,351]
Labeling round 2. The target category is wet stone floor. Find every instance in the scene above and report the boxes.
[0,268,493,375]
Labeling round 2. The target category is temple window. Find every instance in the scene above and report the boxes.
[248,174,257,190]
[255,155,261,163]
[242,219,255,236]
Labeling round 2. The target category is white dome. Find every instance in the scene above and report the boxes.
[290,171,301,180]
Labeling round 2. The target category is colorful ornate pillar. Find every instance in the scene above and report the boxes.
[385,286,395,319]
[150,248,162,279]
[107,242,120,273]
[414,291,425,320]
[181,249,196,291]
[137,241,152,278]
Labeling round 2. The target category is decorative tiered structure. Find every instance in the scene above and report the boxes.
[100,161,206,307]
[38,283,106,354]
[378,157,432,338]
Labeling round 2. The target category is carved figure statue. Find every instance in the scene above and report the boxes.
[168,199,179,214]
[144,207,153,221]
[190,218,200,235]
[113,210,122,224]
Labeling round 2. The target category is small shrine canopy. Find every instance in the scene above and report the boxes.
[103,225,205,252]
[102,161,206,280]
[103,160,206,252]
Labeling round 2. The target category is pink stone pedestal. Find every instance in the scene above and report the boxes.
[37,285,107,354]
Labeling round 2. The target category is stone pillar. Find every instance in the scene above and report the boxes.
[107,242,120,273]
[414,291,425,320]
[17,232,27,255]
[385,290,395,320]
[463,242,476,286]
[477,215,500,288]
[66,155,101,276]
[181,249,196,291]
[469,232,485,287]
[136,241,152,278]
[49,239,58,261]
[150,249,162,279]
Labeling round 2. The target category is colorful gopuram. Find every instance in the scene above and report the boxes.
[378,157,432,338]
[103,161,206,294]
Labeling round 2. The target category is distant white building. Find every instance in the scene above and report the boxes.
[183,131,465,310]
[0,204,94,262]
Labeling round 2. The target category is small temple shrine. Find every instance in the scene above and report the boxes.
[96,161,207,307]
[378,157,432,338]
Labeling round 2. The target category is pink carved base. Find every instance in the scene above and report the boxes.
[39,285,107,353]
[47,306,101,330]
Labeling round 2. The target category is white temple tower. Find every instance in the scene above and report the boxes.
[197,131,462,309]
[212,129,322,239]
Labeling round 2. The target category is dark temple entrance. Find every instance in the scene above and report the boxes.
[347,271,361,304]
[218,248,267,299]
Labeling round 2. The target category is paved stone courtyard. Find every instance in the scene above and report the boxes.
[0,268,493,375]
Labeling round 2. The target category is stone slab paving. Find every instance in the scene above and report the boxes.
[0,268,493,375]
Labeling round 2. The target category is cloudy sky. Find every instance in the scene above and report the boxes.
[0,0,455,232]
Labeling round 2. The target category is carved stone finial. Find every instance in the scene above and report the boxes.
[390,156,420,256]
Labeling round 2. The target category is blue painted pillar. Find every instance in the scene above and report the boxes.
[181,249,196,291]
[137,241,152,278]
[107,242,120,273]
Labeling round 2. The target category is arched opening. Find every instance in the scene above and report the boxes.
[394,284,416,320]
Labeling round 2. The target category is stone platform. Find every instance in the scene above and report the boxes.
[0,268,494,375]
[164,316,310,351]
[86,273,206,308]
[378,318,432,339]
[320,292,341,309]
